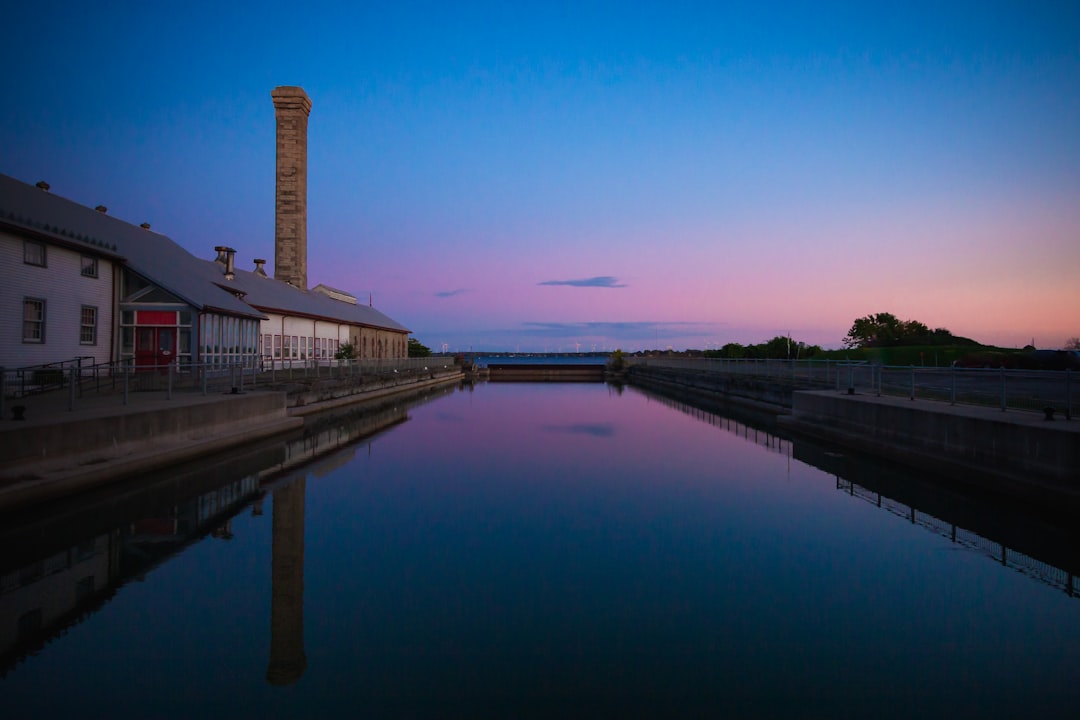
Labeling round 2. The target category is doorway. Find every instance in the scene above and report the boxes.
[135,327,177,371]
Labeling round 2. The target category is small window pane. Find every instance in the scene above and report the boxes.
[24,241,46,266]
[23,298,45,342]
[81,256,98,277]
[80,306,98,345]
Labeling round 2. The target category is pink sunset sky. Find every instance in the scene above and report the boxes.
[2,1,1077,351]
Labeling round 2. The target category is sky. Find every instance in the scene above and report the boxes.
[2,1,1078,352]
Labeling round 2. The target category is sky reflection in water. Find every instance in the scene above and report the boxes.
[2,382,1079,717]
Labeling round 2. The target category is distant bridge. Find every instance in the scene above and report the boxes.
[486,363,606,382]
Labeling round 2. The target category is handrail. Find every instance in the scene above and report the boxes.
[626,357,1075,417]
[1,356,461,419]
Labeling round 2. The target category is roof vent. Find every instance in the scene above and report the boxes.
[140,222,151,230]
[214,245,229,265]
[222,247,236,280]
[253,258,268,277]
[36,181,50,192]
[95,205,107,214]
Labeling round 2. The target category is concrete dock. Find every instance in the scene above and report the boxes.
[0,369,463,511]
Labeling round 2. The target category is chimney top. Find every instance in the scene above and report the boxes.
[253,258,268,278]
[271,86,312,115]
[36,181,50,192]
[95,205,107,214]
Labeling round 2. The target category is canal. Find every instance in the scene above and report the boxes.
[2,381,1078,716]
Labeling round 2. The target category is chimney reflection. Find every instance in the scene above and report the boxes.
[266,477,307,686]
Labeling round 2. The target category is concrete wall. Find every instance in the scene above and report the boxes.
[3,391,288,470]
[786,390,1080,497]
[628,364,799,410]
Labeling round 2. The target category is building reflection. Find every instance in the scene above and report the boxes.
[0,383,453,678]
[266,477,307,685]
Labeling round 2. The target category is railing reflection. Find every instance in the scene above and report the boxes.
[639,388,793,458]
[638,381,1080,602]
[836,476,1078,598]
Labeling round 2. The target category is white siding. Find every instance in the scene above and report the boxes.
[0,231,115,369]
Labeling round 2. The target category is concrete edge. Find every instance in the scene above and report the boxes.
[288,372,463,417]
[627,372,790,416]
[0,416,304,512]
[777,414,1080,510]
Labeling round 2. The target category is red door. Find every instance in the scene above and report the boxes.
[135,327,177,371]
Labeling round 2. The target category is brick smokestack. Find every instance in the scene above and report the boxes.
[271,86,312,290]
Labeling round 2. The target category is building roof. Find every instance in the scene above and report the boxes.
[204,257,411,333]
[0,174,265,320]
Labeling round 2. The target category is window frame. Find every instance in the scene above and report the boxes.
[23,240,46,267]
[80,305,98,345]
[81,255,99,278]
[23,297,46,343]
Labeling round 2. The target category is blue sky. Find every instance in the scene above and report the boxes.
[2,1,1078,351]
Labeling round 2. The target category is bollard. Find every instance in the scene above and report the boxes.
[69,366,76,411]
[202,364,208,395]
[999,367,1006,411]
[167,362,173,400]
[847,364,854,395]
[950,366,956,405]
[910,366,915,401]
[0,366,5,422]
[123,360,130,406]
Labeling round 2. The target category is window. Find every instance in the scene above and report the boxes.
[24,240,46,266]
[80,305,98,345]
[23,298,45,342]
[81,256,98,278]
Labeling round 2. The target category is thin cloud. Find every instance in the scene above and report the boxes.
[538,276,627,288]
[542,423,615,438]
[435,289,469,298]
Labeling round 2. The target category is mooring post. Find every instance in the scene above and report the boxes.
[167,362,173,400]
[123,359,130,406]
[0,367,5,422]
[1000,367,1006,411]
[68,366,76,411]
[950,366,956,405]
[909,366,915,401]
[202,363,208,395]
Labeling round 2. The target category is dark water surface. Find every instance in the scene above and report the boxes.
[2,382,1078,717]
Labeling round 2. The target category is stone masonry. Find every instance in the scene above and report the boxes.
[271,86,312,290]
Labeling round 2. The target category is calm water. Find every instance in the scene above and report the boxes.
[2,381,1078,717]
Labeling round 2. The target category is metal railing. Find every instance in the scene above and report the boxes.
[1,356,459,419]
[628,357,1074,418]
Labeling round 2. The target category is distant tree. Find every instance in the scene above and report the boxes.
[720,343,746,358]
[1066,337,1080,350]
[408,337,432,357]
[608,348,627,371]
[844,312,973,348]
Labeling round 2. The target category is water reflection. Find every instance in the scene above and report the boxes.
[1,380,1078,714]
[636,385,1080,599]
[266,477,306,685]
[0,383,453,679]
